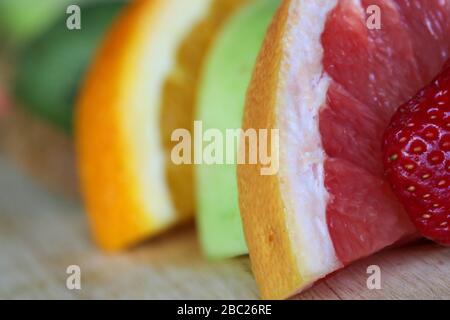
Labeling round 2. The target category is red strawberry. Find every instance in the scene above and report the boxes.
[383,62,450,246]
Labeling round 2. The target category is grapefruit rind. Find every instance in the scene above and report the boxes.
[238,0,329,299]
[239,0,345,299]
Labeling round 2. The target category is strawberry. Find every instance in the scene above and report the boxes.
[383,62,450,246]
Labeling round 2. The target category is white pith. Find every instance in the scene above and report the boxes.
[120,0,212,227]
[277,0,342,285]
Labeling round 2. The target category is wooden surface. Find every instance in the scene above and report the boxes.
[0,155,449,300]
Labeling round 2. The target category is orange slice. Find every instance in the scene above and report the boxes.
[76,0,246,251]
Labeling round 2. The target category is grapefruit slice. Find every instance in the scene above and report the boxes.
[238,0,450,299]
[196,0,280,259]
[76,0,246,251]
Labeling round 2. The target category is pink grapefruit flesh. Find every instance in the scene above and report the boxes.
[321,0,450,264]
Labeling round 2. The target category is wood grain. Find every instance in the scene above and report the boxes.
[0,155,448,300]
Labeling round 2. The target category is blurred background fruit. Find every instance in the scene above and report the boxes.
[0,0,125,197]
[0,0,72,49]
[14,0,125,132]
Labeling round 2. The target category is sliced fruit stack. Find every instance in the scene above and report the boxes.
[76,0,450,299]
[5,0,448,300]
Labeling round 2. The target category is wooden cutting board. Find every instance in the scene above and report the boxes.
[0,155,448,300]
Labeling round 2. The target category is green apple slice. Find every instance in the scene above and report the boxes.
[196,0,280,259]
